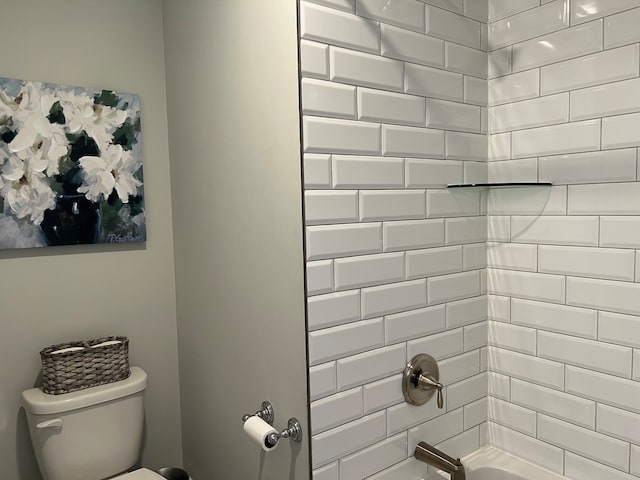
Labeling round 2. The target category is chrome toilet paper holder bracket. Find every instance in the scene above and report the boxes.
[242,401,303,444]
[268,418,303,445]
[242,401,275,425]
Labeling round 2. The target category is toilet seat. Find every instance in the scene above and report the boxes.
[112,468,165,479]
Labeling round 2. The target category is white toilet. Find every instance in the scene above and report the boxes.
[22,367,165,480]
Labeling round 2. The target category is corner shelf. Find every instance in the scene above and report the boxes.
[447,182,552,189]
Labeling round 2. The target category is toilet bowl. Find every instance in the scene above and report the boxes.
[22,367,165,480]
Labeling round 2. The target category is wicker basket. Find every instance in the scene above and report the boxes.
[40,336,130,395]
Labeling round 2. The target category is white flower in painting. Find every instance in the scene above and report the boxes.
[58,91,127,150]
[11,131,68,177]
[0,141,9,166]
[6,82,68,175]
[0,157,56,225]
[0,89,18,125]
[0,214,47,249]
[77,144,141,203]
[0,144,7,191]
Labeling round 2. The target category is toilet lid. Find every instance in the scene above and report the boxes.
[112,468,165,479]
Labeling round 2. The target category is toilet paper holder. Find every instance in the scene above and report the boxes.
[242,401,303,445]
[242,401,275,425]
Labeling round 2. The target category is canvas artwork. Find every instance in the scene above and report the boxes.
[0,77,145,249]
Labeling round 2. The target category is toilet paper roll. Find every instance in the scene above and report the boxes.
[50,346,85,354]
[90,340,122,348]
[243,416,279,451]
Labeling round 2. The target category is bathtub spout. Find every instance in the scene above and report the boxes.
[414,441,466,480]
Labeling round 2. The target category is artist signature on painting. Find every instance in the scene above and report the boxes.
[107,233,145,243]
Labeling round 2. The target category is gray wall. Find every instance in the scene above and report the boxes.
[0,1,183,478]
[162,0,310,478]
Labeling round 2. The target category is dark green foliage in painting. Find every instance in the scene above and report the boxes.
[112,117,140,151]
[1,129,16,143]
[128,195,144,217]
[57,164,84,196]
[66,132,100,163]
[47,101,66,125]
[99,196,125,233]
[94,90,120,108]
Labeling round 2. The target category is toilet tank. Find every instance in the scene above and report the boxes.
[22,367,147,480]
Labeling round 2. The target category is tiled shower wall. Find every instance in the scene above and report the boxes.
[487,1,640,479]
[300,1,490,478]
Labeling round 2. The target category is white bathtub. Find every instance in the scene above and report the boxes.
[433,446,566,480]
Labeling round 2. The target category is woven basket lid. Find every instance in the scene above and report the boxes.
[23,367,146,415]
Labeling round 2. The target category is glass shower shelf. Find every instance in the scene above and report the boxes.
[447,182,552,188]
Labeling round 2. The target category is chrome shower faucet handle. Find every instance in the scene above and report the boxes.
[417,373,444,408]
[402,353,444,408]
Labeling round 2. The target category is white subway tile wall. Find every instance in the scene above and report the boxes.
[301,0,640,477]
[487,1,640,479]
[300,1,487,477]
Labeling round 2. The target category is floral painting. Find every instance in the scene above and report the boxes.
[0,77,145,249]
